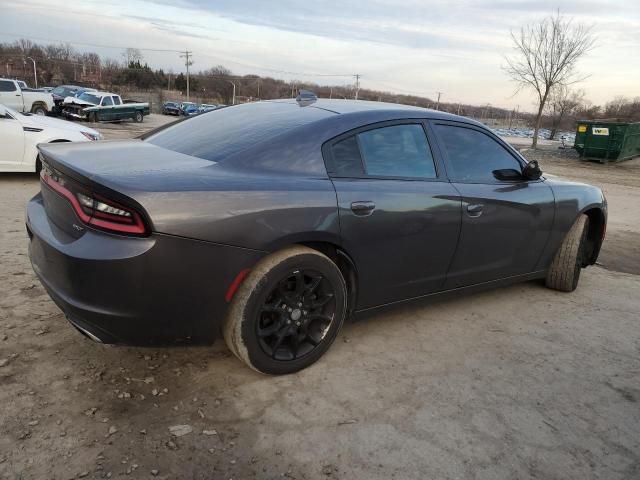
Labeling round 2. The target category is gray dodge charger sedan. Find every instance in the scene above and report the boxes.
[27,96,607,374]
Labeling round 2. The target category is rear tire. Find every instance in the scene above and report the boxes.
[546,215,589,292]
[223,246,347,375]
[134,111,144,123]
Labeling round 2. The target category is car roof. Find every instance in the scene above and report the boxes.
[266,98,472,123]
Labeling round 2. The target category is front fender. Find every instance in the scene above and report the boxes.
[535,178,607,270]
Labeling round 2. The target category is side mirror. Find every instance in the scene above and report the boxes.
[522,160,542,180]
[493,168,523,181]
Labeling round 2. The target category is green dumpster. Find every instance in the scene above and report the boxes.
[574,120,640,163]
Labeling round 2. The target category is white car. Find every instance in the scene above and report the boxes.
[0,103,102,173]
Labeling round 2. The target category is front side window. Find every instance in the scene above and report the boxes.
[102,96,113,106]
[0,80,17,92]
[435,124,523,183]
[358,124,437,178]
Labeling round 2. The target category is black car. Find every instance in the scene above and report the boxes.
[51,85,96,115]
[162,101,180,115]
[27,97,607,374]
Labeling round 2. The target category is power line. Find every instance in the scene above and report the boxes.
[0,32,183,53]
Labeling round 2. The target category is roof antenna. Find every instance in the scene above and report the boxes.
[296,89,317,106]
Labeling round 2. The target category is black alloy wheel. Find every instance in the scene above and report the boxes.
[257,269,336,361]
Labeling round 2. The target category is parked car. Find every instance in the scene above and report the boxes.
[198,104,217,113]
[27,98,607,374]
[182,103,201,116]
[0,103,101,173]
[62,91,149,122]
[0,78,53,115]
[179,101,197,115]
[51,85,97,114]
[162,101,181,115]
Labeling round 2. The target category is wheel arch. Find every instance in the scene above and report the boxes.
[579,206,606,265]
[31,101,48,113]
[296,241,359,317]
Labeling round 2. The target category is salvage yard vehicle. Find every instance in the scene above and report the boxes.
[62,91,150,123]
[0,103,101,173]
[179,101,197,115]
[0,78,53,115]
[162,101,180,115]
[27,97,607,375]
[51,85,97,115]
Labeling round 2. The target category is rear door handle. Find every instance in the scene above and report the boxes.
[466,204,483,217]
[351,201,376,216]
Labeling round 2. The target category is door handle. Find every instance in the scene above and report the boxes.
[466,204,483,217]
[351,201,376,216]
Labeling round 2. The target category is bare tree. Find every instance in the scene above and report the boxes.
[546,86,584,139]
[122,48,144,66]
[504,11,594,148]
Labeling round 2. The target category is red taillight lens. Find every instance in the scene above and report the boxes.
[41,164,148,236]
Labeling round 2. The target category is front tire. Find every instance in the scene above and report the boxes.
[223,246,347,375]
[546,215,589,292]
[31,105,46,116]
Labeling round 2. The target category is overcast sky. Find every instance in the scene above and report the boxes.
[2,0,639,111]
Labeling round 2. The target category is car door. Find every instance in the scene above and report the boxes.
[0,108,26,170]
[0,80,22,111]
[111,96,123,120]
[323,120,462,309]
[100,95,114,120]
[431,121,555,289]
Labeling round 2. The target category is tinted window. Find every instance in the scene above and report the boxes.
[112,96,121,105]
[0,80,16,92]
[329,136,364,176]
[102,96,113,106]
[146,102,333,163]
[435,125,522,182]
[358,124,436,178]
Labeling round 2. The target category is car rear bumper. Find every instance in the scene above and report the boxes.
[26,192,265,346]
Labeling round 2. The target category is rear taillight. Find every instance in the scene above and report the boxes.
[41,163,148,236]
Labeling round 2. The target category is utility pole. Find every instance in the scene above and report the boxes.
[353,74,361,100]
[25,57,37,88]
[180,51,193,101]
[435,92,442,110]
[457,102,461,115]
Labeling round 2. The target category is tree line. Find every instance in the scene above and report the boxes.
[1,38,638,137]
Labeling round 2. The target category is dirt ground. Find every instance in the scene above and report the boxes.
[1,117,639,480]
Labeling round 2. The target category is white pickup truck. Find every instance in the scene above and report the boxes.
[0,78,54,115]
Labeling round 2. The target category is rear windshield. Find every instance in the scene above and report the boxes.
[146,102,333,163]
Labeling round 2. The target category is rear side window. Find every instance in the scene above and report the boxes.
[435,124,522,183]
[112,96,121,105]
[326,123,437,179]
[0,80,16,92]
[330,136,364,176]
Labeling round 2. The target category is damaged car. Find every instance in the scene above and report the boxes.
[62,91,150,123]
